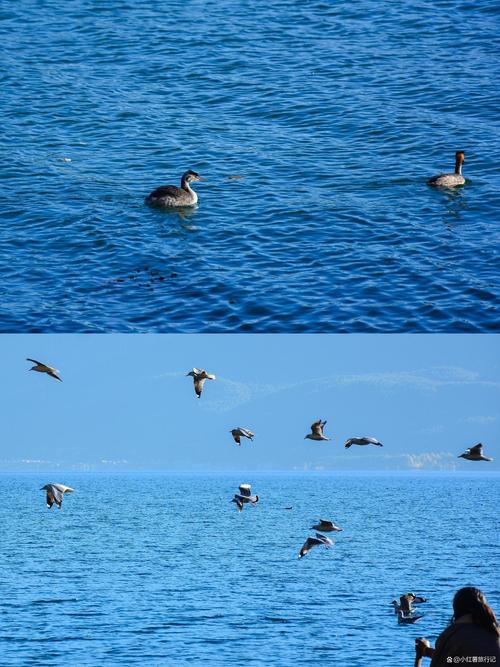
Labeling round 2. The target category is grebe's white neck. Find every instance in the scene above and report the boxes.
[181,181,198,203]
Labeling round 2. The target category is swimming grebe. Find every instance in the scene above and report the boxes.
[428,151,465,187]
[146,170,202,207]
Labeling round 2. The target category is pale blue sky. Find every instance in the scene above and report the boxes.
[2,334,499,472]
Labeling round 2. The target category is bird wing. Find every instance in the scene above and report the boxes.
[299,537,321,558]
[319,519,333,527]
[48,369,62,381]
[240,429,254,439]
[311,420,323,436]
[231,496,243,511]
[232,432,241,445]
[239,484,252,496]
[469,443,483,455]
[50,485,64,505]
[53,484,74,494]
[315,532,332,545]
[148,185,184,199]
[26,358,43,365]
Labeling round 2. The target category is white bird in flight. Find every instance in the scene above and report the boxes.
[344,437,383,448]
[305,420,330,441]
[298,533,333,559]
[27,358,62,382]
[310,519,342,532]
[41,483,74,509]
[231,484,259,511]
[458,443,493,462]
[230,427,254,445]
[186,368,216,398]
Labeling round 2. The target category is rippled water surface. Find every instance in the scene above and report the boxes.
[1,472,498,666]
[1,0,499,332]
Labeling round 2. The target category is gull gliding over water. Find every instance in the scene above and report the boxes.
[305,420,330,441]
[231,484,259,511]
[231,427,254,445]
[458,443,493,462]
[311,519,342,532]
[344,437,383,448]
[26,358,62,382]
[298,533,333,559]
[41,483,74,509]
[186,368,216,398]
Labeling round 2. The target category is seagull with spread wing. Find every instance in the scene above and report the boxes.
[344,436,383,448]
[186,368,216,398]
[231,484,259,511]
[310,519,343,532]
[230,427,254,446]
[27,358,62,382]
[305,420,330,441]
[458,443,493,461]
[41,483,74,509]
[298,533,333,559]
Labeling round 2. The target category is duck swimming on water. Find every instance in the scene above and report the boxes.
[428,151,465,188]
[146,170,203,207]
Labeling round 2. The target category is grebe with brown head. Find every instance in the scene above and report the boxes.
[146,170,202,207]
[428,151,465,187]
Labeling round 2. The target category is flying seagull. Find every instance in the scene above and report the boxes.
[458,443,493,462]
[41,483,74,509]
[26,358,62,382]
[231,484,259,511]
[311,519,342,532]
[305,420,330,441]
[230,427,254,446]
[298,533,333,559]
[186,368,216,398]
[344,437,383,448]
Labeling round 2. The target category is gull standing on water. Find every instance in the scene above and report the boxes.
[41,483,74,509]
[298,533,333,559]
[458,443,493,462]
[145,170,203,207]
[231,427,254,445]
[305,420,330,441]
[428,151,465,188]
[26,358,62,382]
[231,484,259,511]
[186,368,216,398]
[344,437,383,448]
[311,519,342,532]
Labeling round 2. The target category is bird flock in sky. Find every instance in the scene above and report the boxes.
[28,358,494,571]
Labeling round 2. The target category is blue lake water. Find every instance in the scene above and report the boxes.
[1,0,499,332]
[1,472,499,666]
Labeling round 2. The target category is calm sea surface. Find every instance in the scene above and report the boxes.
[1,0,499,332]
[1,472,499,666]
